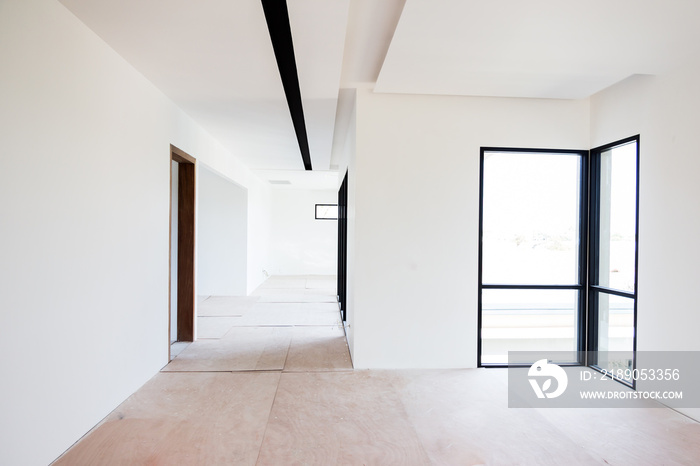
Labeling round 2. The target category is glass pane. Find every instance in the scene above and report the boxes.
[594,292,635,382]
[596,292,634,353]
[315,204,337,219]
[482,152,581,285]
[481,289,579,364]
[596,142,637,292]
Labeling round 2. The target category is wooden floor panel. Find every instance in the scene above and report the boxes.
[53,275,700,465]
[256,371,432,465]
[54,372,279,466]
[389,369,601,465]
[536,401,700,465]
[195,316,240,339]
[163,326,293,372]
[284,325,353,372]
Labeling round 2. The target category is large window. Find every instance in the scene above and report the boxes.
[588,136,639,385]
[478,138,639,379]
[479,148,587,365]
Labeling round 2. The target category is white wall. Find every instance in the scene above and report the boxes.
[590,70,700,421]
[350,88,589,368]
[268,188,338,275]
[246,179,272,293]
[0,1,271,464]
[197,164,248,296]
[591,71,700,353]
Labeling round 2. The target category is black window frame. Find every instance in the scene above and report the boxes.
[477,138,640,389]
[337,172,348,321]
[315,203,338,220]
[587,135,640,389]
[477,147,589,368]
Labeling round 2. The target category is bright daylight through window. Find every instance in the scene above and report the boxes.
[315,204,338,220]
[479,149,586,365]
[478,139,639,378]
[588,137,639,385]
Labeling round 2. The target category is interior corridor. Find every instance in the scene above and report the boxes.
[53,276,700,465]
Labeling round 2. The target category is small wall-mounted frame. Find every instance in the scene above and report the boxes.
[315,204,338,220]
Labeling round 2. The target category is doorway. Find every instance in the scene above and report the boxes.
[169,144,196,360]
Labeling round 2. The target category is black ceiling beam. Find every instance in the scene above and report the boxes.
[261,0,312,171]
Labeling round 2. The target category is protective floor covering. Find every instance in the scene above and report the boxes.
[54,276,700,465]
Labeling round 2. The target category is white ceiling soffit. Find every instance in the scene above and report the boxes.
[329,0,405,169]
[59,0,349,173]
[376,0,700,99]
[339,0,407,87]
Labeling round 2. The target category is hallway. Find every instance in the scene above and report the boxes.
[53,276,700,465]
[169,275,350,373]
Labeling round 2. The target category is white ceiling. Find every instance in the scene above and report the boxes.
[58,0,700,188]
[377,0,700,99]
[60,0,349,185]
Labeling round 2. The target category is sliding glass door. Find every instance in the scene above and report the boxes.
[478,148,587,366]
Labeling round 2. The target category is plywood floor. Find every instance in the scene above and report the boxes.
[54,276,700,465]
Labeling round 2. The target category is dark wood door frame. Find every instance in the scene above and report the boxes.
[169,144,196,358]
